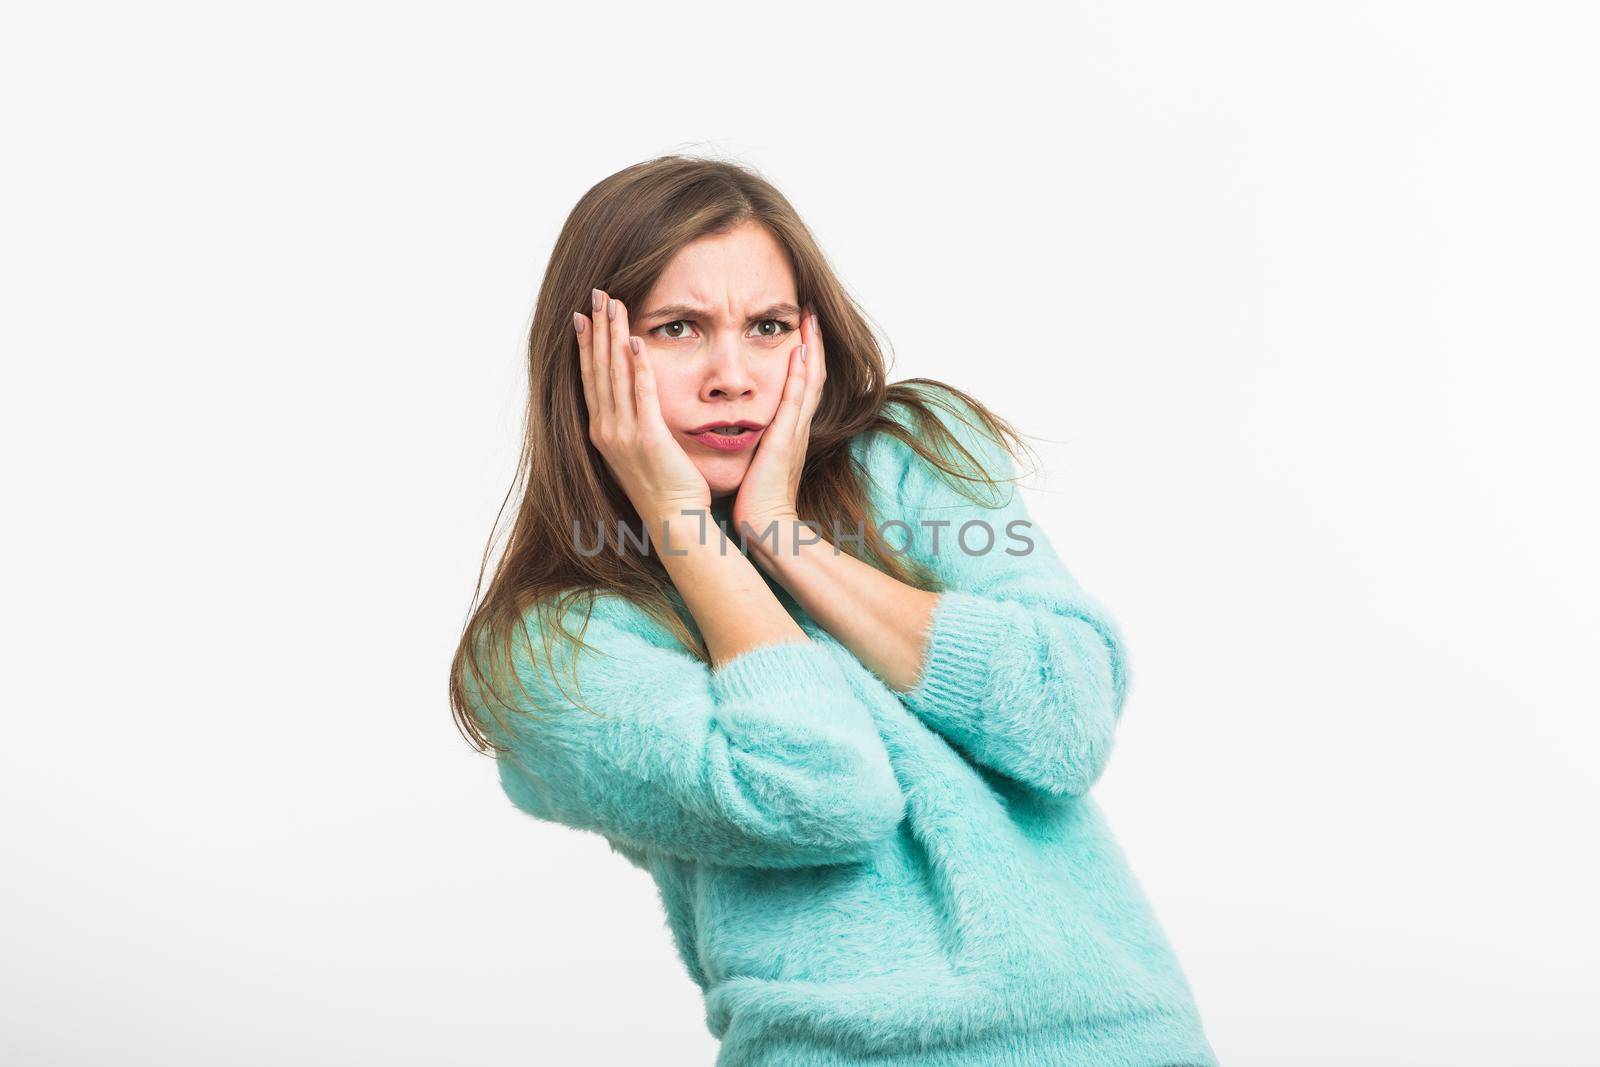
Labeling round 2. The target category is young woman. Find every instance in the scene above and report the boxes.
[451,155,1218,1066]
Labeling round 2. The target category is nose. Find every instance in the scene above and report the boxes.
[700,343,756,402]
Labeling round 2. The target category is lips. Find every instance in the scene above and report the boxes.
[687,420,765,433]
[688,421,765,452]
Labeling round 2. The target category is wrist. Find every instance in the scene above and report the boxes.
[635,503,711,562]
[731,504,798,535]
[734,510,813,570]
[642,498,713,527]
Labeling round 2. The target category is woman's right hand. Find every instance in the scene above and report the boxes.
[575,288,711,521]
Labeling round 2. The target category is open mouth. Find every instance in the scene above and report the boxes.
[689,425,765,451]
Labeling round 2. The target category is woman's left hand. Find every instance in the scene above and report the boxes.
[731,307,826,545]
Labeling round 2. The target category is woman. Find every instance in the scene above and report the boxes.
[451,155,1218,1066]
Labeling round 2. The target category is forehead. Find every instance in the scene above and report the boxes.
[642,222,796,316]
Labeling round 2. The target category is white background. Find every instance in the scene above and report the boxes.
[3,2,1597,1064]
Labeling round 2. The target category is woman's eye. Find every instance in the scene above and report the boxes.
[654,320,693,341]
[755,318,797,339]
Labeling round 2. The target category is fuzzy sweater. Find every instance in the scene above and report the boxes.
[472,397,1218,1066]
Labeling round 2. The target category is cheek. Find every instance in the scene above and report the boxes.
[754,361,792,403]
[646,367,698,429]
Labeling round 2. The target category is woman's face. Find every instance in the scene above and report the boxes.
[630,221,802,501]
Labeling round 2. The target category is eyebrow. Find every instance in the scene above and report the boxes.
[638,302,802,325]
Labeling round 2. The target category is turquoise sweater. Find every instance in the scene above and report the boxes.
[474,398,1218,1066]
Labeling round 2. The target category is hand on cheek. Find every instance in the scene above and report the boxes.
[732,308,825,536]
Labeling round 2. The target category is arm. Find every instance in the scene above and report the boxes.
[475,597,907,869]
[757,397,1131,800]
[881,398,1131,798]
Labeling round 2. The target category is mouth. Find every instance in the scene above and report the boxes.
[687,421,766,452]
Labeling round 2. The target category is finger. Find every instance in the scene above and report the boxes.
[777,341,810,440]
[573,310,597,419]
[589,288,614,432]
[608,297,637,435]
[631,336,665,431]
[797,307,826,425]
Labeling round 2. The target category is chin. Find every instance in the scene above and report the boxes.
[698,461,748,501]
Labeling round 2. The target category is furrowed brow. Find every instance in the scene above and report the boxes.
[639,302,802,325]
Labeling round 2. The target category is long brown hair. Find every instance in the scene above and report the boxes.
[450,152,1038,755]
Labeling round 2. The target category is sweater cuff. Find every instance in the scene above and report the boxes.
[709,640,851,705]
[902,590,1013,718]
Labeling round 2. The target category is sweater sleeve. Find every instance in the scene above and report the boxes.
[473,601,908,868]
[867,398,1132,799]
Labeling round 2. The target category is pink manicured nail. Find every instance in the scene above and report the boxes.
[572,311,586,335]
[799,343,808,363]
[607,298,617,321]
[629,336,641,356]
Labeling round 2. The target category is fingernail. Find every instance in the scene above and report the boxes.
[799,343,808,363]
[629,336,641,356]
[607,298,617,321]
[592,289,604,312]
[572,311,586,335]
